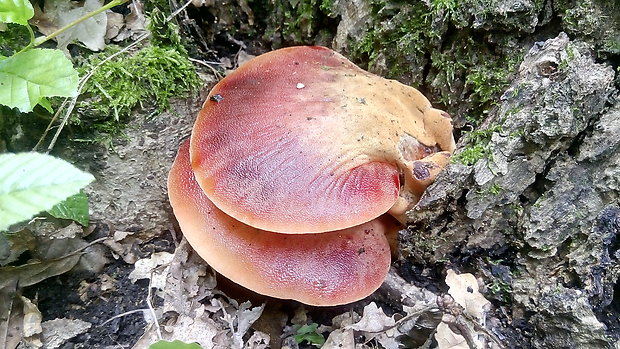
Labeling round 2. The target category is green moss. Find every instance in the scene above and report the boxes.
[346,1,525,123]
[147,8,184,51]
[260,0,337,45]
[429,0,459,23]
[451,125,502,166]
[556,0,620,56]
[488,183,503,195]
[429,33,522,111]
[77,45,200,123]
[465,55,521,107]
[558,44,576,71]
[451,143,487,166]
[319,0,335,15]
[350,1,433,77]
[486,274,512,302]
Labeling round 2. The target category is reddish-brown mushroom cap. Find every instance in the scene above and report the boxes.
[169,140,397,306]
[190,46,455,233]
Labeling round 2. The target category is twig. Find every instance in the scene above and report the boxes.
[101,309,148,326]
[188,57,224,80]
[33,99,69,150]
[146,274,163,340]
[167,0,194,21]
[362,305,438,335]
[464,313,506,349]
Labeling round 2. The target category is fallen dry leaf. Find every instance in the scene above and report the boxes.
[244,331,270,349]
[0,229,36,266]
[132,238,265,348]
[129,251,174,298]
[435,321,469,349]
[20,296,42,339]
[435,270,493,349]
[30,0,107,52]
[133,304,220,349]
[221,300,265,348]
[103,230,143,264]
[445,269,491,320]
[163,239,216,313]
[41,318,92,349]
[112,2,146,42]
[348,302,395,332]
[105,11,124,40]
[346,302,401,349]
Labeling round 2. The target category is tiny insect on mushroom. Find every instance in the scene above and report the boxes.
[168,46,455,306]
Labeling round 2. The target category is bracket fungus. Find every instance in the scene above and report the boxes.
[168,46,455,306]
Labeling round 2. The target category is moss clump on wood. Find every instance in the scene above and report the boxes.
[77,45,200,123]
[451,125,502,166]
[71,5,201,146]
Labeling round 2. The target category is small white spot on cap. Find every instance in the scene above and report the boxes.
[296,83,305,89]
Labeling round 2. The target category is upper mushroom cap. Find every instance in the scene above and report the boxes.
[169,140,395,306]
[191,46,455,234]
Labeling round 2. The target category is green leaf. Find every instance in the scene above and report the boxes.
[0,48,78,112]
[0,153,95,232]
[48,191,90,226]
[294,323,326,347]
[37,97,53,113]
[0,0,34,25]
[149,340,202,349]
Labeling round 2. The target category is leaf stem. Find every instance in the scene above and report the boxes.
[33,0,130,47]
[14,25,37,54]
[26,24,36,47]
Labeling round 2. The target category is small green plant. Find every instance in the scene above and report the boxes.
[475,183,504,198]
[451,142,487,166]
[294,323,326,348]
[149,340,202,349]
[48,191,90,226]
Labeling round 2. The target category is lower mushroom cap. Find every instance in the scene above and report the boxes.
[169,140,396,306]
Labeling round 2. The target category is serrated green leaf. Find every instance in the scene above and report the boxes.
[0,153,95,232]
[0,0,34,25]
[149,340,202,349]
[48,191,89,226]
[0,48,78,112]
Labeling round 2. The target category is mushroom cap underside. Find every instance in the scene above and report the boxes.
[169,140,396,306]
[190,46,455,234]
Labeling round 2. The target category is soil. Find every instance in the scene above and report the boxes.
[22,234,176,348]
